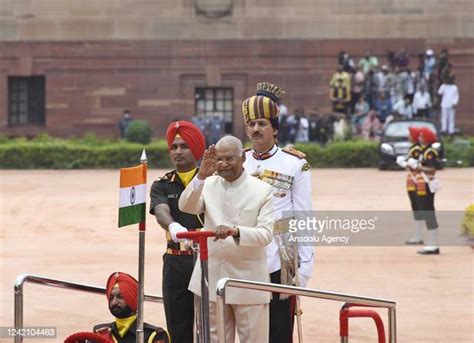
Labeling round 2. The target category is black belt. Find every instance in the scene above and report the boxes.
[166,248,193,256]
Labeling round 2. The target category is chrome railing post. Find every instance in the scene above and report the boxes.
[216,278,229,343]
[14,274,28,343]
[388,307,397,343]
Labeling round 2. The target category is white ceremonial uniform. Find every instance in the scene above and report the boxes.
[244,144,314,280]
[178,170,274,343]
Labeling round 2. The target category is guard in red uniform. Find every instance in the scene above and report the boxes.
[398,127,424,244]
[414,128,441,254]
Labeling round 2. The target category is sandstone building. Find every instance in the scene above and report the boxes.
[0,0,472,139]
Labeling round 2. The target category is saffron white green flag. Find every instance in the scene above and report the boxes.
[119,164,147,227]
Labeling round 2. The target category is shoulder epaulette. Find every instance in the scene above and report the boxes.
[423,147,439,159]
[243,147,252,153]
[158,170,176,182]
[431,142,442,152]
[144,323,169,341]
[93,323,112,333]
[144,323,165,333]
[282,147,306,159]
[409,144,422,157]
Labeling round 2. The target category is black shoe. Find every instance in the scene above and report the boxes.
[417,248,440,255]
[405,239,424,245]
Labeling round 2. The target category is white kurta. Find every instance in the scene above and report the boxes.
[178,170,274,304]
[244,145,315,279]
[438,84,459,108]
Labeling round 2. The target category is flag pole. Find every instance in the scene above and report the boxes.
[136,149,147,343]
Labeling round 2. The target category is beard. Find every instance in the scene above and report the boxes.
[109,304,134,318]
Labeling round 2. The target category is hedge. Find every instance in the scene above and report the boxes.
[442,139,474,167]
[293,140,379,168]
[125,120,152,145]
[0,135,472,169]
[0,137,171,169]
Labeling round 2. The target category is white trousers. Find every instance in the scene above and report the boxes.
[441,107,456,134]
[208,301,269,343]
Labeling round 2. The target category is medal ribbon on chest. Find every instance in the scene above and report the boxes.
[260,170,294,190]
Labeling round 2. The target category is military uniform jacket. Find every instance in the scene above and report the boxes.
[406,143,422,191]
[93,320,169,343]
[178,170,274,304]
[149,169,204,250]
[243,145,314,278]
[415,143,440,196]
[420,144,440,174]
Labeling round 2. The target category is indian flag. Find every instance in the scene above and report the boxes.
[119,164,147,227]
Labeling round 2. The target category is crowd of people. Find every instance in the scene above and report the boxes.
[273,47,460,146]
[328,48,459,140]
[276,105,346,146]
[191,111,226,145]
[118,48,460,147]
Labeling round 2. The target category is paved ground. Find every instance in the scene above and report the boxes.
[1,168,472,342]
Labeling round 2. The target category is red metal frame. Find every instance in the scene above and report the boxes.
[176,230,215,261]
[340,304,386,343]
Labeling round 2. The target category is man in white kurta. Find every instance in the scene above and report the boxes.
[179,136,274,343]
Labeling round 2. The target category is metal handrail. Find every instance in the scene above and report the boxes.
[216,278,396,343]
[14,274,163,343]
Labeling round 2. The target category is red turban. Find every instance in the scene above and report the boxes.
[64,332,113,343]
[106,272,138,312]
[408,127,421,143]
[419,127,437,144]
[166,121,206,161]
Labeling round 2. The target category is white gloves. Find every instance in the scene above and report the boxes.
[293,274,310,288]
[168,222,188,243]
[407,158,419,169]
[396,156,408,168]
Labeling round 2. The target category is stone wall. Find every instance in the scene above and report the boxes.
[0,1,472,138]
[0,0,472,41]
[1,38,472,139]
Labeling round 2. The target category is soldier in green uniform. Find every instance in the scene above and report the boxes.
[149,121,206,342]
[93,272,170,343]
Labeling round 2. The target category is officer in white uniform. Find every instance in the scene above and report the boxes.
[242,82,314,343]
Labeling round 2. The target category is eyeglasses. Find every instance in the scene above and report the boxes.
[216,156,237,163]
